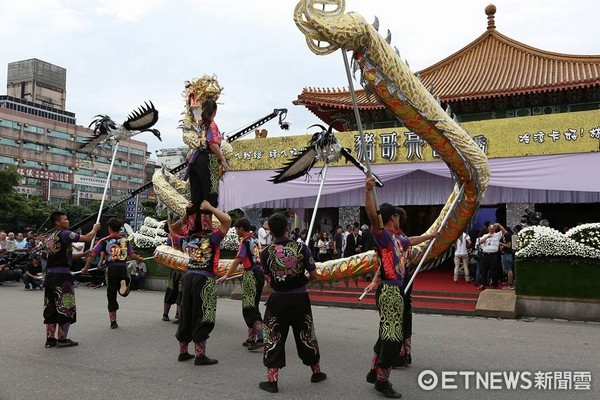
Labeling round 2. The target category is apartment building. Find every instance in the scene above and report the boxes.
[0,59,150,226]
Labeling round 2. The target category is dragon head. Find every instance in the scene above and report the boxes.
[183,75,223,120]
[294,0,372,55]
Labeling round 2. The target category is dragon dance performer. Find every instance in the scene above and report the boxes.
[363,176,438,398]
[174,200,231,366]
[258,213,327,394]
[83,218,144,329]
[184,89,229,231]
[43,211,100,348]
[162,219,185,323]
[216,218,265,351]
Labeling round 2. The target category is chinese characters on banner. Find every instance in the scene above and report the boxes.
[226,108,600,171]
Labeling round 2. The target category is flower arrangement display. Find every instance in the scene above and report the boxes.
[516,224,600,260]
[564,223,600,251]
[131,217,168,249]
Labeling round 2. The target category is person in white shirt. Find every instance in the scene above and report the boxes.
[14,233,29,255]
[477,223,506,290]
[453,232,471,283]
[257,219,271,246]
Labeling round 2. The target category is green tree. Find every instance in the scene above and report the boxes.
[0,166,53,230]
[141,200,168,220]
[61,204,95,227]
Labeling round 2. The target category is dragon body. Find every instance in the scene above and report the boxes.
[294,0,490,267]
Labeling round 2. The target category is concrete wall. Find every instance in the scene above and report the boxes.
[517,296,600,322]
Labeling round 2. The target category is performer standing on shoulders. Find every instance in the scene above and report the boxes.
[363,176,437,398]
[174,200,231,366]
[184,98,228,232]
[258,213,326,394]
[43,211,100,348]
[216,218,265,350]
[82,218,144,329]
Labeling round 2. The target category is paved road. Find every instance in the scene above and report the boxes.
[1,282,598,400]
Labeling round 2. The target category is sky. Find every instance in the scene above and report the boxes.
[0,0,598,159]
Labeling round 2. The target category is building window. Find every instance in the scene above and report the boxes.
[21,160,43,168]
[113,174,128,181]
[48,147,73,157]
[130,148,145,156]
[76,169,93,176]
[47,130,71,140]
[26,178,42,185]
[0,156,17,165]
[118,145,129,153]
[48,164,70,173]
[96,156,111,164]
[24,124,45,135]
[50,181,72,190]
[0,138,19,147]
[0,119,20,130]
[130,163,143,170]
[23,142,44,152]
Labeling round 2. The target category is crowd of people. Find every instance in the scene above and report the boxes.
[0,230,49,288]
[452,221,523,290]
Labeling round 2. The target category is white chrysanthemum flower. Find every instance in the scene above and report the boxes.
[131,217,168,248]
[565,223,600,251]
[517,225,600,259]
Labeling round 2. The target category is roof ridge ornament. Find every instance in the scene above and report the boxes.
[485,4,496,30]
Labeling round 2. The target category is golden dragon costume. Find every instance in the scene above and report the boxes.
[294,0,490,268]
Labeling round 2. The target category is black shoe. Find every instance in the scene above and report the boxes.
[242,338,253,347]
[45,338,57,348]
[110,321,118,329]
[311,372,327,383]
[247,339,264,351]
[178,352,194,362]
[366,369,376,384]
[374,380,401,398]
[194,355,218,365]
[406,354,412,366]
[162,314,170,321]
[56,339,79,348]
[172,319,179,325]
[259,381,278,393]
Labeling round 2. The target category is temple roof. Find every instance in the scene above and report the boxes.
[295,4,600,109]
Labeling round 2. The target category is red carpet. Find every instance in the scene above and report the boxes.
[301,265,480,315]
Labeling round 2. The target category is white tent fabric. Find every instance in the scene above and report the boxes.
[220,152,600,210]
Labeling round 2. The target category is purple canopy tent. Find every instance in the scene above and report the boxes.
[220,152,600,211]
